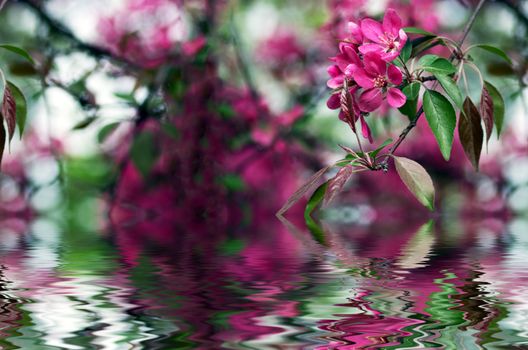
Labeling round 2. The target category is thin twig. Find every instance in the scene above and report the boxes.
[0,0,8,12]
[380,0,488,168]
[17,0,139,69]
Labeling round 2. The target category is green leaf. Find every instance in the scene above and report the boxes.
[394,156,435,211]
[217,103,236,119]
[403,82,421,100]
[370,138,393,159]
[412,37,444,57]
[9,61,38,77]
[484,81,505,138]
[114,92,137,105]
[487,62,515,76]
[72,116,97,130]
[0,44,35,65]
[130,131,158,178]
[404,27,437,37]
[435,74,463,110]
[399,83,421,120]
[218,173,245,192]
[304,181,328,245]
[6,82,28,138]
[160,121,180,140]
[419,55,456,75]
[471,44,512,65]
[423,90,457,161]
[399,99,417,120]
[305,181,327,219]
[459,97,483,171]
[335,158,353,167]
[218,239,245,256]
[419,54,439,66]
[97,122,120,143]
[400,40,412,63]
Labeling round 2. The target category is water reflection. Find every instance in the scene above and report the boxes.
[1,213,528,348]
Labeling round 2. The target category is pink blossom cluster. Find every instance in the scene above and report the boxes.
[98,0,208,67]
[326,9,408,142]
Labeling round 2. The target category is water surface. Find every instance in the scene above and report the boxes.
[1,215,528,349]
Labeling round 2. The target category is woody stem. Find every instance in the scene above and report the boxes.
[379,0,487,169]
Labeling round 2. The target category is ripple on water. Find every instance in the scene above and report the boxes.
[0,217,527,348]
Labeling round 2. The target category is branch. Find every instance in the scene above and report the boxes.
[16,0,139,69]
[380,0,488,168]
[0,0,7,12]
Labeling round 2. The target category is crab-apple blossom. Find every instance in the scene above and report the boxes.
[347,21,364,45]
[359,9,408,62]
[326,42,362,89]
[353,52,406,112]
[326,8,408,131]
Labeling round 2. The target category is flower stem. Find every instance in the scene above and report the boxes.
[350,121,366,155]
[379,0,487,169]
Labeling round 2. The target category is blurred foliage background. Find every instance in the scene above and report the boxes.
[0,0,527,236]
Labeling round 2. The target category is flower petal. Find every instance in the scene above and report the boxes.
[359,43,383,55]
[359,88,383,112]
[387,64,403,85]
[338,41,350,54]
[327,93,341,110]
[360,115,374,143]
[363,52,387,76]
[353,69,375,89]
[327,65,341,78]
[335,54,351,71]
[344,64,359,77]
[342,45,361,65]
[381,51,400,62]
[361,18,384,43]
[327,76,344,89]
[383,8,402,37]
[398,29,408,48]
[387,87,407,108]
[348,21,363,44]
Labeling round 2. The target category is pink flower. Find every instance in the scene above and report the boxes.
[182,36,207,57]
[353,52,406,112]
[359,8,408,62]
[327,43,362,89]
[326,86,373,143]
[326,86,359,118]
[347,21,364,45]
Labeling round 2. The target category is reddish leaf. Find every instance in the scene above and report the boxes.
[277,165,332,216]
[339,144,359,158]
[1,86,16,141]
[459,98,484,171]
[480,86,494,145]
[340,80,357,131]
[484,81,505,138]
[324,165,355,206]
[0,123,5,170]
